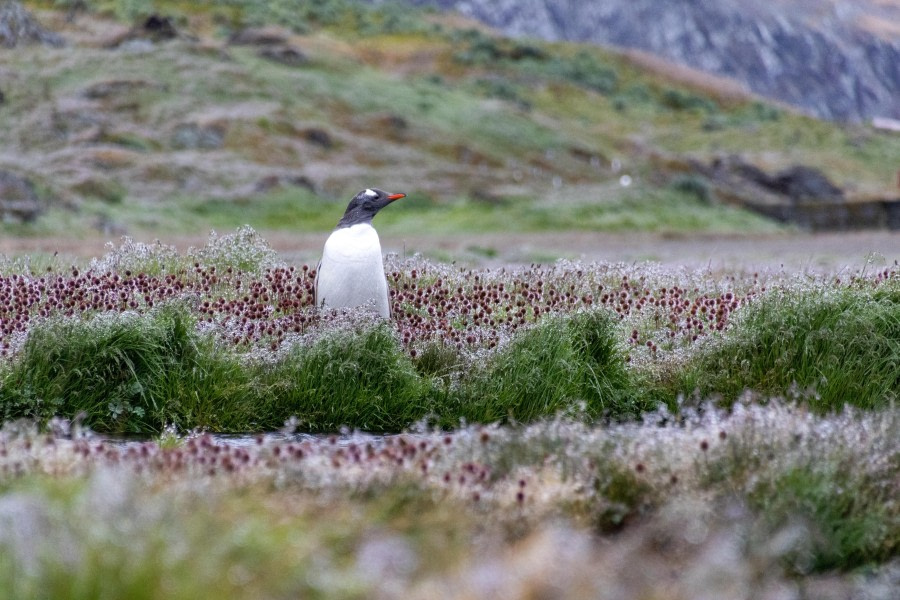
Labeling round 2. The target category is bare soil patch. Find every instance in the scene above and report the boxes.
[1,230,895,272]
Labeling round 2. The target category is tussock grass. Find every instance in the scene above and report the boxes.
[672,280,899,411]
[750,465,897,571]
[0,306,254,433]
[263,324,430,432]
[452,310,645,425]
[0,306,640,433]
[0,237,896,434]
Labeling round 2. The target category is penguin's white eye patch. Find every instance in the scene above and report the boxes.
[365,188,377,198]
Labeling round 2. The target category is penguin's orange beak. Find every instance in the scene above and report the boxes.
[387,193,406,201]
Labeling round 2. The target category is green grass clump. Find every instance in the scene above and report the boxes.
[0,308,430,434]
[451,310,643,425]
[672,281,899,411]
[450,29,619,95]
[749,464,898,571]
[0,473,443,600]
[0,267,895,434]
[695,403,899,573]
[0,306,254,433]
[587,460,656,533]
[0,301,650,433]
[263,324,431,432]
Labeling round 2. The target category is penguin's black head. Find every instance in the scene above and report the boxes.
[337,188,406,228]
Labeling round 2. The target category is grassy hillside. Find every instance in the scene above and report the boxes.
[3,0,898,242]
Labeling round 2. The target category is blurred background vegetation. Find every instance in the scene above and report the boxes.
[1,0,898,262]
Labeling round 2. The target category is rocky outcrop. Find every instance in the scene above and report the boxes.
[402,0,900,122]
[0,170,42,223]
[103,14,181,49]
[663,155,900,231]
[228,25,309,67]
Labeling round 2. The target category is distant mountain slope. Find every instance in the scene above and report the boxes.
[2,0,898,241]
[402,0,900,122]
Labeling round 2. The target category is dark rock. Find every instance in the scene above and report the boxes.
[0,88,5,104]
[0,1,64,48]
[140,14,177,41]
[750,200,898,232]
[884,201,900,231]
[708,156,843,203]
[104,13,184,49]
[771,166,844,203]
[724,160,844,203]
[258,45,308,67]
[683,154,899,231]
[0,170,42,223]
[568,146,607,168]
[301,128,333,149]
[729,161,774,189]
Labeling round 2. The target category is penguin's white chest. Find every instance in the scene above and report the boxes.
[316,223,390,317]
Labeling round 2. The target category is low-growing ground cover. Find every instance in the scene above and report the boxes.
[0,402,896,598]
[0,227,895,433]
[0,229,896,597]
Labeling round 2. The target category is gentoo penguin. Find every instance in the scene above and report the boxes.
[314,188,406,318]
